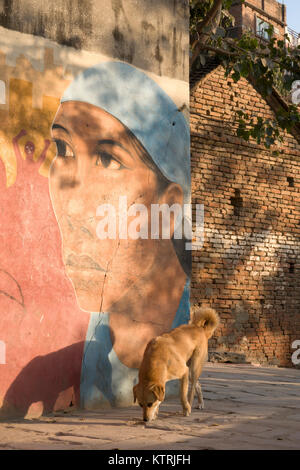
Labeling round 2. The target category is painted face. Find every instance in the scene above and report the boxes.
[24,141,35,157]
[50,101,167,312]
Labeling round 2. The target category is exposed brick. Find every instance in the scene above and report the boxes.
[190,64,300,368]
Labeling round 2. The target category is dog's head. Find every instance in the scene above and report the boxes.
[133,383,165,422]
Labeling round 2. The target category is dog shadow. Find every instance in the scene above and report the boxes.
[0,341,85,418]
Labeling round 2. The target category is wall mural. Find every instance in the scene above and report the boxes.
[0,48,190,416]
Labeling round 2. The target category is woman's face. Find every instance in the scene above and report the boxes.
[50,101,170,312]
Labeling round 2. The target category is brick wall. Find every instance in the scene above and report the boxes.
[263,0,284,21]
[190,65,300,367]
[230,0,286,40]
[242,0,284,21]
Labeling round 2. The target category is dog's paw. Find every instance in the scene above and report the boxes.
[195,403,204,410]
[183,403,191,416]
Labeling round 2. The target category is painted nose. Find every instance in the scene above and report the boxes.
[143,417,148,422]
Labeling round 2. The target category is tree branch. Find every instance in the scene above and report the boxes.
[190,0,223,69]
[195,0,223,35]
[195,37,286,68]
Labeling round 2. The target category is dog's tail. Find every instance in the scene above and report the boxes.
[190,306,220,338]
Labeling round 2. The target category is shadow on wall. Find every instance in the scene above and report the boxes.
[191,122,300,366]
[0,333,144,418]
[0,342,85,418]
[0,0,189,81]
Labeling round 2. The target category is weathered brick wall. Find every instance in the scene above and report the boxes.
[230,0,286,40]
[243,0,284,20]
[262,0,284,20]
[190,65,300,367]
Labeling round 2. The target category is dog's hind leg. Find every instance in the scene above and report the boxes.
[180,369,191,416]
[188,352,204,409]
[195,381,204,409]
[188,378,197,409]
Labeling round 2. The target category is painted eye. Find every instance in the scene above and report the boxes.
[54,139,74,159]
[147,403,152,408]
[95,151,122,170]
[139,403,143,408]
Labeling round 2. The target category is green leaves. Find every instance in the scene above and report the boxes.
[235,110,289,150]
[190,0,300,150]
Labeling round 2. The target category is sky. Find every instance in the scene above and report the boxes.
[281,0,300,33]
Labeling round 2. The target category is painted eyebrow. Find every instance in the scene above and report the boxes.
[51,123,71,135]
[96,139,134,159]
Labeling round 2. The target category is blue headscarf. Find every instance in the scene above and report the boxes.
[61,61,190,202]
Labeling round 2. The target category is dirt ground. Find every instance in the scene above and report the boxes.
[0,363,299,450]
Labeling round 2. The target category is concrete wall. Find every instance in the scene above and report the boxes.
[0,0,190,417]
[0,0,189,80]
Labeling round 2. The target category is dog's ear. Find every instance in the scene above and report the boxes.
[150,384,165,402]
[133,384,138,403]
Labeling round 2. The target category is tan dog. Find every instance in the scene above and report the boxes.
[133,306,219,421]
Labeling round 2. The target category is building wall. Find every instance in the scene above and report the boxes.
[0,0,189,81]
[190,65,300,367]
[0,1,190,417]
[230,0,286,39]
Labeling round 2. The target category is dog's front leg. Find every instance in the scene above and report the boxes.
[180,370,191,416]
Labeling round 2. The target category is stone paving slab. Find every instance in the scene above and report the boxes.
[0,363,299,450]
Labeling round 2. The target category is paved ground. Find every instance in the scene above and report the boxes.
[0,363,299,450]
